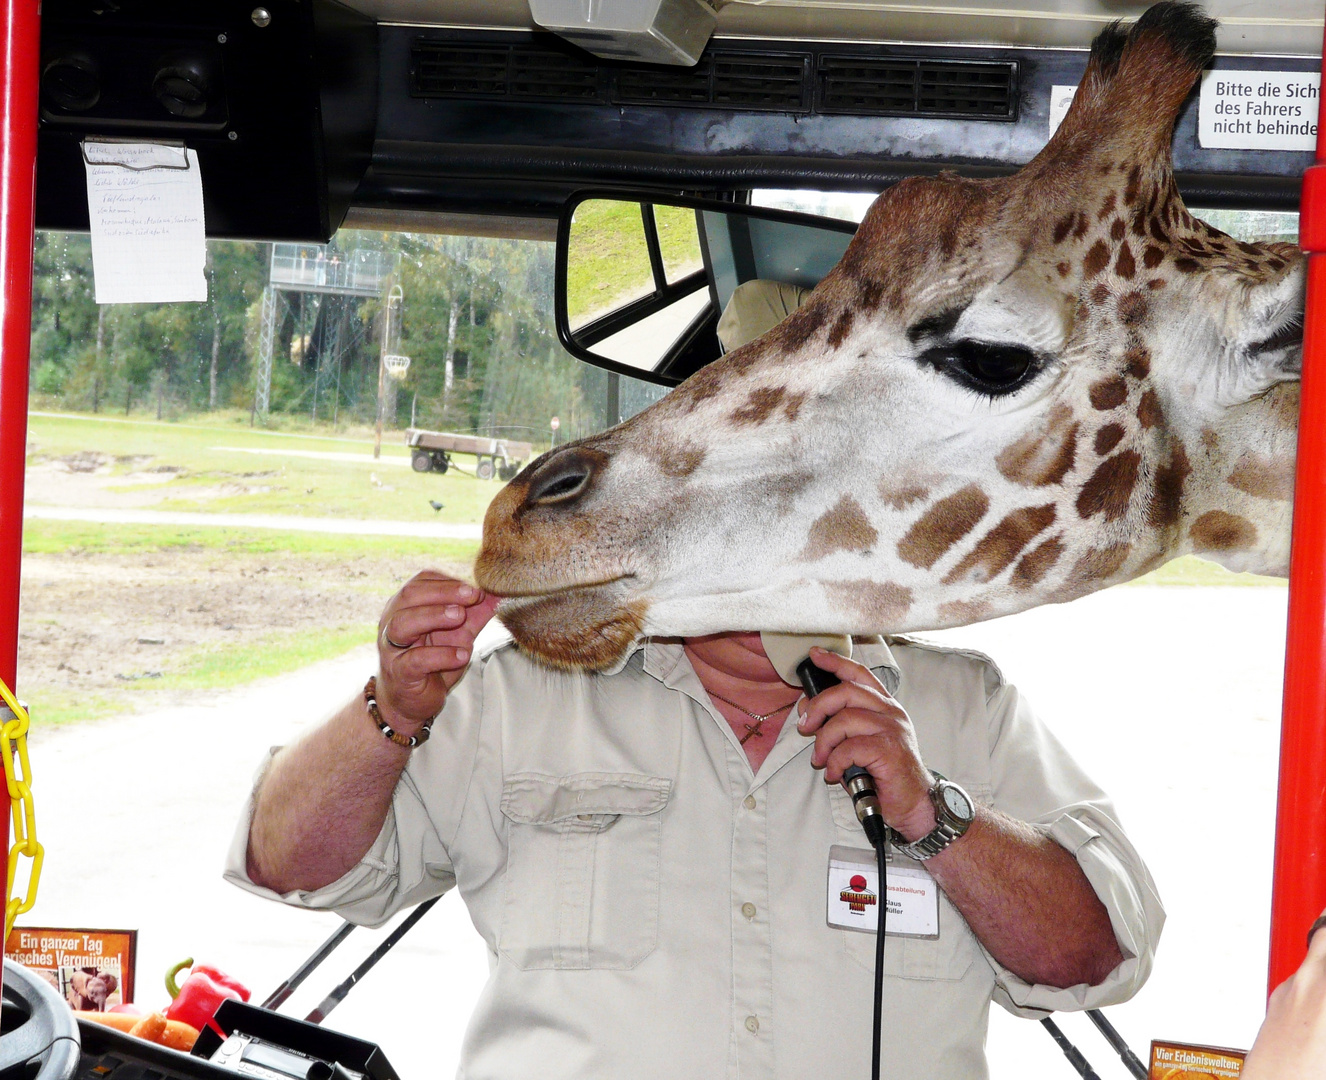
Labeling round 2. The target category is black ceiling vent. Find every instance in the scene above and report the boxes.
[614,52,810,111]
[410,41,604,103]
[818,55,1017,119]
[410,43,509,97]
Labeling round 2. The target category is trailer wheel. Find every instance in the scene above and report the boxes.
[499,461,519,482]
[432,452,450,474]
[476,457,495,481]
[411,450,432,473]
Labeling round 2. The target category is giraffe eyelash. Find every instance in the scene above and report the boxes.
[916,339,1048,399]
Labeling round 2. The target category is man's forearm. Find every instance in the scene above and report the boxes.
[925,806,1124,989]
[247,693,412,895]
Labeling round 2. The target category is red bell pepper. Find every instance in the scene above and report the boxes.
[164,958,252,1036]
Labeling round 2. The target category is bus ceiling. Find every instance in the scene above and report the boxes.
[34,0,1325,245]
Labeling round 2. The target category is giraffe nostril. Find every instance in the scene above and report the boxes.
[525,448,596,507]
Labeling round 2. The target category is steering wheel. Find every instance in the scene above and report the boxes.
[0,960,80,1080]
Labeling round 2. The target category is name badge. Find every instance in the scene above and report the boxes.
[826,844,940,938]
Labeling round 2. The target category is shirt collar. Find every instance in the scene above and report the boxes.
[632,635,901,695]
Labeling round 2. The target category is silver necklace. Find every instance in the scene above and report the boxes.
[706,689,798,744]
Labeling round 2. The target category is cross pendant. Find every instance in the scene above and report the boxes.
[740,719,765,745]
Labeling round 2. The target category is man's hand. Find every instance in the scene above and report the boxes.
[376,571,500,734]
[1243,915,1326,1079]
[795,646,937,843]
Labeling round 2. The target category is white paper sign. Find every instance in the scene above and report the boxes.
[1049,84,1079,138]
[826,845,939,938]
[83,141,208,305]
[1198,70,1320,151]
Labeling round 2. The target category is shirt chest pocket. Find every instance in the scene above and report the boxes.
[499,772,672,971]
[828,786,980,983]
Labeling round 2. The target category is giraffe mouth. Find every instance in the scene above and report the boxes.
[495,579,647,671]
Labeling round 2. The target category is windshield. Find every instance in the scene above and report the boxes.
[16,203,1294,1078]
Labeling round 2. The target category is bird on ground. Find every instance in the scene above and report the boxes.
[429,500,444,512]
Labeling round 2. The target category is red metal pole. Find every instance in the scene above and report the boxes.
[1268,21,1326,994]
[0,0,39,694]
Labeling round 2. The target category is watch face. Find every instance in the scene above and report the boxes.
[941,783,972,820]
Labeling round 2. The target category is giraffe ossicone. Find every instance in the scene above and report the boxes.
[475,1,1305,672]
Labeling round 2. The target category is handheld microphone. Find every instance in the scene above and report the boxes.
[759,633,888,850]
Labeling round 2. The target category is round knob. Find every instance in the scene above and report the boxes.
[42,53,100,112]
[152,57,211,119]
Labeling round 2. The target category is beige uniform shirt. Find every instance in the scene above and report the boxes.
[226,635,1163,1080]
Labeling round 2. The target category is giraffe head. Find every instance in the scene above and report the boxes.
[475,1,1304,671]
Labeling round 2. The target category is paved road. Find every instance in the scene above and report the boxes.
[211,447,413,468]
[23,505,483,540]
[22,586,1288,1079]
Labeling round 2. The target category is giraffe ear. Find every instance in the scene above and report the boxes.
[1041,2,1217,164]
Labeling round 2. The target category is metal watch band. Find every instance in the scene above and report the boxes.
[891,773,973,862]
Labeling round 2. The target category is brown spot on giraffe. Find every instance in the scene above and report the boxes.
[896,484,989,569]
[1091,283,1111,305]
[1056,261,1071,278]
[879,481,930,510]
[1124,346,1151,378]
[1148,443,1191,530]
[995,403,1078,487]
[1189,510,1258,552]
[1089,375,1128,411]
[827,309,854,349]
[782,392,807,422]
[1073,212,1090,240]
[1118,291,1148,325]
[801,495,879,561]
[1142,245,1164,269]
[1136,388,1163,429]
[775,303,827,350]
[1173,256,1200,274]
[1069,543,1132,584]
[944,504,1057,585]
[1115,243,1136,280]
[1097,191,1117,221]
[825,579,913,625]
[1110,218,1126,242]
[1084,241,1111,277]
[730,386,787,426]
[657,443,705,478]
[1124,164,1142,205]
[1053,213,1075,244]
[1094,423,1124,456]
[938,598,992,624]
[1012,534,1065,588]
[1228,453,1295,502]
[1077,450,1141,521]
[1201,428,1220,451]
[858,279,884,310]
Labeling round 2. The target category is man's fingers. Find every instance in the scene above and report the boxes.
[798,680,895,734]
[396,575,487,611]
[389,644,472,680]
[807,647,885,688]
[822,736,892,785]
[384,603,470,644]
[810,710,899,768]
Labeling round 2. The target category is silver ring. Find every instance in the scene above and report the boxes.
[380,625,410,651]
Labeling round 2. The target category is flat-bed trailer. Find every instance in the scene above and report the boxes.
[405,428,533,481]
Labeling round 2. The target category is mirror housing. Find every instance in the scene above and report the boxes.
[554,191,859,386]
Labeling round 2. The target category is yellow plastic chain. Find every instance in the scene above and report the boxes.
[0,679,41,940]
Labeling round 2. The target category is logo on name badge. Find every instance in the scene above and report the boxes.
[839,873,877,915]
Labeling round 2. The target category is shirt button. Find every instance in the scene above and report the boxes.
[743,795,757,810]
[745,1016,760,1034]
[741,902,757,919]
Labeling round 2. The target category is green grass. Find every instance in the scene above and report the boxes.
[28,691,132,728]
[22,518,480,564]
[149,623,376,692]
[566,200,704,325]
[1132,554,1285,587]
[26,411,513,524]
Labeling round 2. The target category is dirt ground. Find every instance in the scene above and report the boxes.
[17,456,469,720]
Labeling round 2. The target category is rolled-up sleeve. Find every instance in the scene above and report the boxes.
[980,681,1165,1017]
[222,659,490,928]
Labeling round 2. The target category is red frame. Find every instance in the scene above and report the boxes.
[0,0,1322,1006]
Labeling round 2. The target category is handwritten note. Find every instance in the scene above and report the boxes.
[83,141,207,304]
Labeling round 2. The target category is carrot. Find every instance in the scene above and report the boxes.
[158,1018,200,1052]
[128,1013,166,1043]
[74,1011,139,1033]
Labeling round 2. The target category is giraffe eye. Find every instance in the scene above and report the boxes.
[919,340,1042,397]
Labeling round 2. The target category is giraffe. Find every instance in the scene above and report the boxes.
[474,1,1305,672]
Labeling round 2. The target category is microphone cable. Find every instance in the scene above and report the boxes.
[795,657,889,1080]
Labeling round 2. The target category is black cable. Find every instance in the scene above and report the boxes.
[1040,1017,1104,1080]
[1086,1010,1148,1079]
[872,835,887,1080]
[261,921,357,1011]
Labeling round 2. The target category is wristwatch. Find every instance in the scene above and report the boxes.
[890,771,975,861]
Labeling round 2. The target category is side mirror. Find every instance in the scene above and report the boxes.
[554,191,859,386]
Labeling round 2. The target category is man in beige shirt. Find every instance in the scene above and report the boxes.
[229,574,1162,1080]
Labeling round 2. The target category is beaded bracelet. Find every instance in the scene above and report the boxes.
[364,676,433,748]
